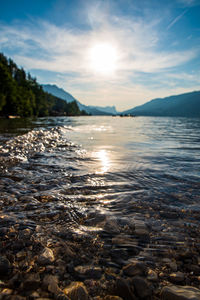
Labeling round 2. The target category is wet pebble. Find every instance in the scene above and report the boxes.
[0,256,11,277]
[123,261,147,277]
[169,271,185,283]
[22,273,40,291]
[161,285,200,300]
[132,276,152,299]
[134,221,150,236]
[63,281,89,300]
[74,265,102,280]
[115,278,136,300]
[38,247,55,265]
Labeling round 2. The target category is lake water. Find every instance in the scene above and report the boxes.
[0,116,200,265]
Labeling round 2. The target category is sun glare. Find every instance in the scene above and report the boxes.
[96,149,110,173]
[89,43,118,75]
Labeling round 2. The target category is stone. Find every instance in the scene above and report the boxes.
[132,276,152,298]
[38,247,55,265]
[168,261,178,272]
[63,281,89,300]
[104,296,123,300]
[0,256,11,277]
[30,291,40,298]
[161,285,200,300]
[43,275,61,294]
[147,269,158,282]
[56,293,70,299]
[103,218,120,234]
[115,278,136,300]
[112,235,138,246]
[169,272,185,283]
[134,221,149,236]
[123,261,147,277]
[23,273,40,290]
[1,288,13,295]
[74,265,102,280]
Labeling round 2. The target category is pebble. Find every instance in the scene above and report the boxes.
[43,275,61,294]
[63,281,89,300]
[37,247,55,265]
[104,296,123,300]
[132,276,152,299]
[123,261,147,277]
[0,256,11,277]
[103,218,120,234]
[161,285,200,300]
[168,261,178,272]
[23,273,40,290]
[169,272,185,283]
[115,278,136,300]
[147,269,158,282]
[74,265,102,279]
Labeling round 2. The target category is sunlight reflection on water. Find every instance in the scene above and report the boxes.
[96,149,110,173]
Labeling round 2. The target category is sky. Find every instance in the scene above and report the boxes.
[0,0,200,111]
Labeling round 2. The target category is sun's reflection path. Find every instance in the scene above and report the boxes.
[96,149,110,173]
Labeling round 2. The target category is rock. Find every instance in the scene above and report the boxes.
[115,278,136,300]
[134,221,149,236]
[38,247,55,265]
[43,275,61,294]
[0,288,13,295]
[132,276,152,298]
[169,272,185,283]
[56,293,70,299]
[168,261,178,272]
[16,250,26,261]
[103,218,120,234]
[161,285,200,300]
[104,296,123,300]
[23,273,40,290]
[63,281,89,300]
[30,291,40,298]
[123,261,147,277]
[0,256,11,277]
[147,269,158,282]
[112,235,138,246]
[74,265,102,279]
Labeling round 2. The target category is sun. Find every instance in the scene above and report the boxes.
[89,43,118,75]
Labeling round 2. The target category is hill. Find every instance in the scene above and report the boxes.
[123,91,200,117]
[0,53,86,117]
[42,84,118,115]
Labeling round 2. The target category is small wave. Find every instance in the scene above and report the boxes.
[0,126,73,170]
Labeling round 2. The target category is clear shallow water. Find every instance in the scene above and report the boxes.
[0,116,200,263]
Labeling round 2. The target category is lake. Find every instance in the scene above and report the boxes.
[0,116,200,296]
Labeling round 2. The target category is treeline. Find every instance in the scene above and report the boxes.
[0,53,87,117]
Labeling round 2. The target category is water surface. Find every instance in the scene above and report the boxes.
[0,116,200,263]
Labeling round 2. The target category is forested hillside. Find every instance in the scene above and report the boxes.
[0,53,87,117]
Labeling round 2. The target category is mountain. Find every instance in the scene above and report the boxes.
[123,91,200,118]
[0,53,83,117]
[42,84,117,115]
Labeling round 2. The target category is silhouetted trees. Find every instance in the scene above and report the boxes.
[0,53,87,117]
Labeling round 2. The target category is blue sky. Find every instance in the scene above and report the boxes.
[0,0,200,110]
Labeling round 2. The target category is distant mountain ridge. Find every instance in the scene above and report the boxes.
[42,84,118,115]
[123,91,200,118]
